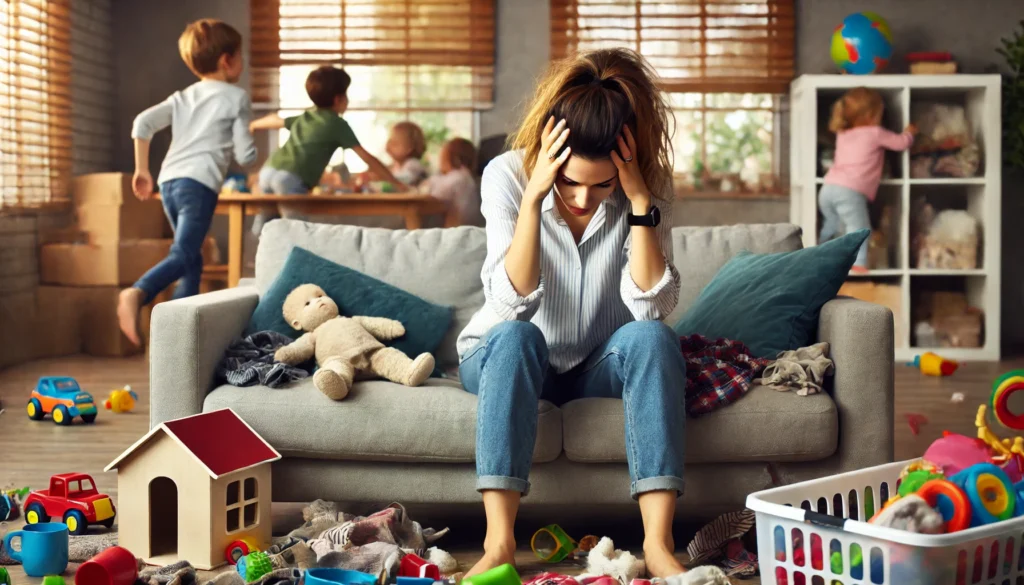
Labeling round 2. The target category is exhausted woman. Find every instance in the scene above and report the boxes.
[456,48,688,578]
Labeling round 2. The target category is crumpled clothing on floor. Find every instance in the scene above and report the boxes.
[754,342,833,396]
[685,510,757,579]
[657,566,731,585]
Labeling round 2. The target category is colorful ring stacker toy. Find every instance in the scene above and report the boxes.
[991,370,1024,430]
[531,524,576,562]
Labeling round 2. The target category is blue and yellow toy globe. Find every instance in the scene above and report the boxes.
[831,12,893,75]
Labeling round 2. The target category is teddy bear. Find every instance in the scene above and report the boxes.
[273,284,435,400]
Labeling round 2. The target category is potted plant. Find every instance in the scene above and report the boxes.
[998,20,1024,171]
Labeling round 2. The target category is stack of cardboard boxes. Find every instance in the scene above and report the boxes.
[38,173,217,356]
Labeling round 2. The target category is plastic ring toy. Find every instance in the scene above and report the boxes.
[951,463,1016,525]
[990,372,1024,429]
[917,479,971,532]
[976,473,1013,519]
[225,537,258,565]
[531,524,576,563]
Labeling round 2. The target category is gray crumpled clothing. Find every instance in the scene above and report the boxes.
[216,330,311,388]
[754,342,833,396]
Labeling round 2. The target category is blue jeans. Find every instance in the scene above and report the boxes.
[819,183,871,267]
[254,166,308,235]
[133,178,218,305]
[459,320,687,499]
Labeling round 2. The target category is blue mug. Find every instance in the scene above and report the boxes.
[2,522,69,577]
[306,568,379,585]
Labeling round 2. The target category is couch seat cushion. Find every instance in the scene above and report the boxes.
[203,378,562,464]
[561,386,837,464]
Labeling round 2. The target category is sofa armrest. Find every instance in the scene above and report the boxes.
[149,286,259,427]
[819,296,895,470]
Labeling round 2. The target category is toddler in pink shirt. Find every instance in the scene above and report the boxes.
[821,87,917,272]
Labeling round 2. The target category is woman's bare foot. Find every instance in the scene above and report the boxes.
[466,538,516,577]
[643,542,685,579]
[117,287,144,346]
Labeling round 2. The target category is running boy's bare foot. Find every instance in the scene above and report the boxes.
[466,538,516,577]
[643,542,686,579]
[117,287,145,346]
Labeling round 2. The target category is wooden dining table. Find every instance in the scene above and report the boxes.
[209,192,456,287]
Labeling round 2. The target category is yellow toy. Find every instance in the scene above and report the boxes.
[976,404,1024,461]
[104,387,138,413]
[909,352,958,376]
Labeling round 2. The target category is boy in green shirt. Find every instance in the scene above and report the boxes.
[250,66,404,233]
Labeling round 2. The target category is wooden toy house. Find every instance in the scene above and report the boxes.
[104,408,281,569]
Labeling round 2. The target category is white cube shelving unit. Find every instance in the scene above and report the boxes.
[789,74,1002,361]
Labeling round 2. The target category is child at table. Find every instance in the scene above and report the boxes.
[249,65,406,233]
[387,121,429,186]
[117,19,256,346]
[821,87,917,273]
[422,137,483,226]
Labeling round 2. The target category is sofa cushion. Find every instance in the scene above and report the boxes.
[255,221,487,368]
[246,246,453,365]
[203,378,562,464]
[667,224,803,324]
[560,386,838,464]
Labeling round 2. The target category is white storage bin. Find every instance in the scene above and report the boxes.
[746,459,1024,585]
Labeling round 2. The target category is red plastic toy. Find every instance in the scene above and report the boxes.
[23,473,116,535]
[399,554,440,580]
[76,546,138,585]
[917,479,971,532]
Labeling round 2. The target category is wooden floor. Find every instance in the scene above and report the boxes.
[2,354,1023,584]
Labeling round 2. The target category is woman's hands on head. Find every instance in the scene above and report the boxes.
[611,125,652,213]
[524,116,571,207]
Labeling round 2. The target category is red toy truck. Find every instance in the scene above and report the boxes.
[23,473,116,535]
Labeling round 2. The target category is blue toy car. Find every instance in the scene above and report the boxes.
[27,377,97,425]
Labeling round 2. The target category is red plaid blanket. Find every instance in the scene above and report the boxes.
[681,334,772,416]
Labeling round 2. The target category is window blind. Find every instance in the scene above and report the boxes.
[551,0,795,94]
[0,0,73,209]
[250,0,495,110]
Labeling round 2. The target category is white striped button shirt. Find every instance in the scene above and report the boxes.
[456,150,681,373]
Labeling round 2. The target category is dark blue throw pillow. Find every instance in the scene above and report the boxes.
[673,229,870,358]
[247,247,454,362]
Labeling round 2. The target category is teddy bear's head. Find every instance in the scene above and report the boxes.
[282,284,339,331]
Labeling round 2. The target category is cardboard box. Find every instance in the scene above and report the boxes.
[73,173,170,242]
[839,280,905,347]
[40,237,221,287]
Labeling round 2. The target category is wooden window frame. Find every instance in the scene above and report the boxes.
[225,477,259,533]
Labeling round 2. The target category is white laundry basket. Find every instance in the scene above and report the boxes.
[746,459,1024,585]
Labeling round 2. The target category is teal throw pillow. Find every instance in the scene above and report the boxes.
[247,247,454,362]
[672,229,870,358]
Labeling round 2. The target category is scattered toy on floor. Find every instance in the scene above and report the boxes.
[907,352,958,376]
[0,567,9,585]
[462,564,521,585]
[23,473,115,535]
[581,537,645,585]
[399,554,440,580]
[305,568,378,585]
[103,386,139,413]
[226,538,261,566]
[904,413,929,435]
[75,545,138,585]
[27,376,98,425]
[41,576,65,585]
[951,392,965,403]
[238,551,274,582]
[531,524,580,563]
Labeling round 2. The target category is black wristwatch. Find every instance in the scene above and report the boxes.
[627,205,661,227]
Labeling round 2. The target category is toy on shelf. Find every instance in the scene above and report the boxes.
[27,377,98,425]
[462,564,522,585]
[907,52,957,74]
[76,546,138,585]
[991,370,1024,430]
[225,537,260,565]
[831,12,893,75]
[104,387,138,413]
[236,551,273,583]
[104,408,281,570]
[23,473,115,535]
[399,554,440,580]
[907,352,958,376]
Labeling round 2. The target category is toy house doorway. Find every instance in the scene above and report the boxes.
[149,477,177,557]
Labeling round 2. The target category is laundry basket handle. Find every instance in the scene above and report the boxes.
[805,511,847,530]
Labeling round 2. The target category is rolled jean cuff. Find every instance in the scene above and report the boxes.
[477,475,530,496]
[631,476,685,500]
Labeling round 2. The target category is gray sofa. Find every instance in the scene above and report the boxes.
[150,220,894,517]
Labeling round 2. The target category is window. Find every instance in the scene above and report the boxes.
[225,478,259,532]
[250,0,495,174]
[67,480,79,493]
[80,479,93,491]
[550,0,794,194]
[0,0,73,209]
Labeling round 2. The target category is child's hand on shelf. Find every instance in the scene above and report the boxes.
[132,170,154,200]
[905,123,919,136]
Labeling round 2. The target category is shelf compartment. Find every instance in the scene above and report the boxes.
[909,87,987,180]
[815,184,901,270]
[816,87,906,180]
[909,184,983,270]
[839,276,906,348]
[910,275,985,350]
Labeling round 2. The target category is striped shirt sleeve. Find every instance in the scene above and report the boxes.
[619,195,681,321]
[479,156,545,321]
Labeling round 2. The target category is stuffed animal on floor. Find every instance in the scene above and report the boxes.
[274,284,435,400]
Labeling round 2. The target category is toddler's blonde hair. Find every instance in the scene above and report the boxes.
[392,122,427,160]
[829,87,884,133]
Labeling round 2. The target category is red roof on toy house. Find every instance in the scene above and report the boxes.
[105,408,281,478]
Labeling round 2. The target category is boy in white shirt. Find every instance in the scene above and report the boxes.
[117,19,257,346]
